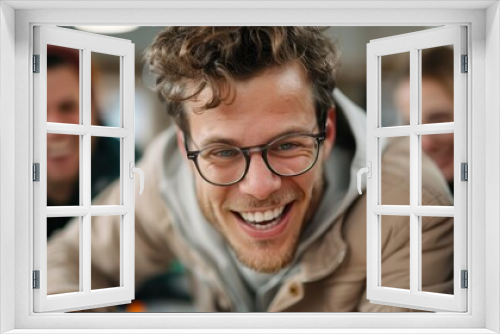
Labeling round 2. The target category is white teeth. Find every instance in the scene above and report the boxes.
[239,205,286,224]
[273,208,280,217]
[252,219,280,230]
[264,210,274,221]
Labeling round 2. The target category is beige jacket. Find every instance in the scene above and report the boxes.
[47,91,453,312]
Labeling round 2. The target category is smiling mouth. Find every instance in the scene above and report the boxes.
[233,203,292,231]
[47,140,73,159]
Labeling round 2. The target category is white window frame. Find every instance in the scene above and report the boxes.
[366,26,468,312]
[33,26,136,313]
[0,1,499,333]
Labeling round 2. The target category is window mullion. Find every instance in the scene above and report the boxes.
[122,51,135,294]
[373,205,454,216]
[90,126,130,138]
[46,123,87,135]
[409,47,420,295]
[365,45,380,295]
[81,47,92,294]
[82,213,91,294]
[372,126,411,137]
[46,123,131,138]
[89,205,129,216]
[46,206,90,217]
[412,123,454,135]
[375,55,382,288]
[372,123,454,138]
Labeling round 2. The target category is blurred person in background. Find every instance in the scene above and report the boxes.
[47,27,454,312]
[46,45,187,310]
[393,47,455,194]
[46,46,124,237]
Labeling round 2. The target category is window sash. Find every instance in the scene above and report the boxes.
[46,123,131,138]
[366,25,467,312]
[32,25,136,313]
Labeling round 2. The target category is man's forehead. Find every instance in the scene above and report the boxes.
[187,103,317,148]
[186,62,313,111]
[183,62,317,145]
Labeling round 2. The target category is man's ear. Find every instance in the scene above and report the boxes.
[323,106,336,158]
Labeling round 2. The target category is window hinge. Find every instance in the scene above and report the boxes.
[33,163,40,182]
[33,54,40,73]
[461,54,468,73]
[461,270,468,289]
[33,270,40,289]
[461,162,468,181]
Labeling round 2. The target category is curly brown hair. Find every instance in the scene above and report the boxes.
[145,27,340,133]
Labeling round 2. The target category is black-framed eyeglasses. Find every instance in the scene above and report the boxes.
[184,131,326,186]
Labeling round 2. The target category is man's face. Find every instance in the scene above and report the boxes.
[46,65,81,186]
[46,65,100,189]
[395,78,454,182]
[182,63,335,273]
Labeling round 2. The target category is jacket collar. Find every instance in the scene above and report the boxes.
[301,215,348,282]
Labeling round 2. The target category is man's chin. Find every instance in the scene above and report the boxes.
[230,242,296,274]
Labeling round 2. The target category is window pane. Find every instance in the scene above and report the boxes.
[421,133,454,205]
[47,45,80,125]
[421,216,454,295]
[381,51,409,127]
[381,137,410,205]
[420,46,454,125]
[91,215,121,290]
[91,137,121,205]
[47,134,80,208]
[47,217,80,295]
[380,215,410,290]
[91,52,121,127]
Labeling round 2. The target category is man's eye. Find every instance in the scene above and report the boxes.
[216,150,237,157]
[210,149,240,158]
[276,142,299,151]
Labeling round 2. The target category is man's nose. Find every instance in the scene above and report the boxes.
[238,153,282,200]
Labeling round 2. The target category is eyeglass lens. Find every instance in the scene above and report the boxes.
[196,134,320,185]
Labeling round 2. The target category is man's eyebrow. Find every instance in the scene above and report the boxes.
[200,137,240,147]
[200,125,318,147]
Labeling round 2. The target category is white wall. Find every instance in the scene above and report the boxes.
[0,2,16,333]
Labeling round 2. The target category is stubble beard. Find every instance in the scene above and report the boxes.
[197,171,325,274]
